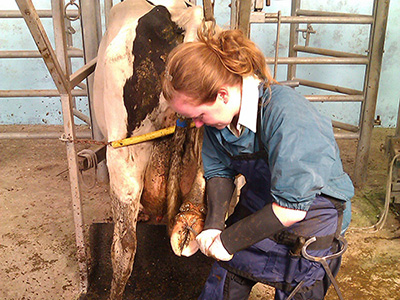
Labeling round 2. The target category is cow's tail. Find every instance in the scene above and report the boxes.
[166,125,187,234]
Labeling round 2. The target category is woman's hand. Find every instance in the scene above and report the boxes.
[196,229,221,255]
[207,233,233,261]
[197,229,233,261]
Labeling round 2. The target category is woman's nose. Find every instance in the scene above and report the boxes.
[193,119,204,128]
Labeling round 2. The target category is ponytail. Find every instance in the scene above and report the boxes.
[162,25,273,105]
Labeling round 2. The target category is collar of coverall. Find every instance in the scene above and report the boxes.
[228,75,261,135]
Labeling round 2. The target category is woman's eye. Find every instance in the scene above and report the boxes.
[193,114,203,121]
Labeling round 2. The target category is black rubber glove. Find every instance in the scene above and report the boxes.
[220,202,286,254]
[203,177,235,231]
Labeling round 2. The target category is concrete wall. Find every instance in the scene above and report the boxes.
[0,0,399,127]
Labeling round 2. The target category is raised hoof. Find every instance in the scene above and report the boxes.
[170,211,204,257]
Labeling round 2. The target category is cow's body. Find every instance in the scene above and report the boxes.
[93,1,205,298]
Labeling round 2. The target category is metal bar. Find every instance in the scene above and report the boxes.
[332,120,359,132]
[50,0,88,293]
[76,82,86,90]
[52,0,75,110]
[250,13,374,24]
[60,92,89,294]
[295,78,363,95]
[230,0,238,30]
[78,0,108,182]
[104,0,113,29]
[70,57,97,89]
[287,0,301,80]
[396,98,400,137]
[15,0,69,94]
[78,144,106,171]
[73,108,91,125]
[79,0,102,54]
[334,132,359,139]
[0,48,83,58]
[354,0,390,187]
[297,9,372,18]
[293,45,367,58]
[203,0,214,21]
[305,95,364,102]
[0,89,87,97]
[0,131,91,140]
[266,56,368,64]
[79,0,102,141]
[237,0,252,36]
[65,19,74,49]
[0,9,79,18]
[273,11,282,79]
[280,80,300,88]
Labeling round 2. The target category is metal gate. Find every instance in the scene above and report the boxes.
[230,0,390,187]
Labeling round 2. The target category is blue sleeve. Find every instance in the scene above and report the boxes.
[202,127,237,180]
[262,86,338,211]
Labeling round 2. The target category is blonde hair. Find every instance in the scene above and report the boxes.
[162,26,273,105]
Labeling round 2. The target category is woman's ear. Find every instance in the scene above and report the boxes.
[217,88,229,104]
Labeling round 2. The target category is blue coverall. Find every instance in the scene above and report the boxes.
[199,82,354,300]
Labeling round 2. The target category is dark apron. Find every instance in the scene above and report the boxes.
[199,98,345,300]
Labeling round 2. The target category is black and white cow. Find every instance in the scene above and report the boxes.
[93,0,206,298]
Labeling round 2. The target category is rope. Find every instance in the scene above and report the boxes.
[77,149,98,188]
[350,153,400,233]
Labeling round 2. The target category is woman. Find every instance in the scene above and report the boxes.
[161,27,354,300]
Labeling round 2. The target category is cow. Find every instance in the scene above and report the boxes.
[92,0,206,298]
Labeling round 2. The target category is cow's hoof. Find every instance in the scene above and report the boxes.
[170,203,205,256]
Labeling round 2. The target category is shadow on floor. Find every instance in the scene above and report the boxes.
[81,223,214,300]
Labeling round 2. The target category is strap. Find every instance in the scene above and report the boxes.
[322,194,345,238]
[220,203,285,254]
[218,261,297,293]
[271,231,336,252]
[203,177,235,231]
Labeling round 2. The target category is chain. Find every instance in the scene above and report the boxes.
[59,133,109,145]
[75,139,109,145]
[64,0,81,21]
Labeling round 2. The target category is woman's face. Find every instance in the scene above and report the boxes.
[169,86,241,129]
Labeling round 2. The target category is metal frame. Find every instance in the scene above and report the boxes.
[0,3,91,138]
[385,99,400,204]
[6,0,106,294]
[231,0,390,187]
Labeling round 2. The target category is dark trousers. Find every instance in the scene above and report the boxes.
[199,196,344,300]
[223,272,255,300]
[218,254,342,300]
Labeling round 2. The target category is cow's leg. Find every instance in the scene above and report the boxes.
[109,191,138,300]
[170,127,206,256]
[106,145,152,300]
[170,163,206,256]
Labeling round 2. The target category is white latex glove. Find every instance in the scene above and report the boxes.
[208,233,233,261]
[181,239,199,257]
[196,229,221,256]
